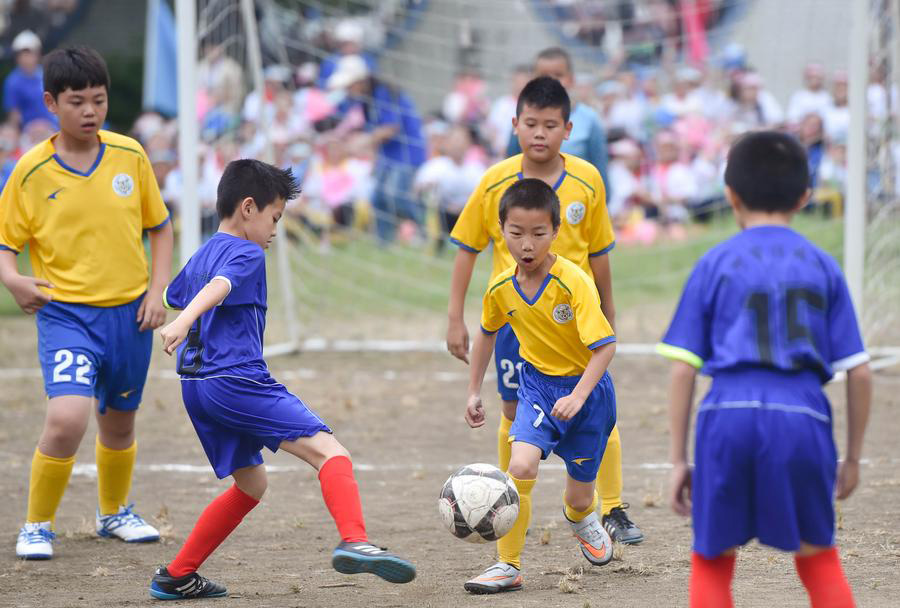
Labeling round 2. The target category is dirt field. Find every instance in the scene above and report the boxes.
[1,316,898,608]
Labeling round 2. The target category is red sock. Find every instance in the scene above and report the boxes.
[690,552,736,608]
[318,455,367,543]
[795,548,855,608]
[168,484,259,578]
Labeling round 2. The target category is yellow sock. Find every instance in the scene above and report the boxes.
[96,437,136,515]
[497,415,513,472]
[597,425,623,515]
[497,475,535,570]
[564,490,599,523]
[27,448,75,525]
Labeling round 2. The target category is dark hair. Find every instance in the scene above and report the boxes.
[216,159,300,219]
[535,46,573,75]
[516,76,571,122]
[42,46,110,98]
[724,131,809,212]
[499,178,560,229]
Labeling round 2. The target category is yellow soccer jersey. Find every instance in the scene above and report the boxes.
[481,255,615,377]
[451,153,615,281]
[0,130,169,306]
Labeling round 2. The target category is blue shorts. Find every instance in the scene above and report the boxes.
[693,368,838,557]
[494,325,522,402]
[180,372,331,479]
[509,363,616,482]
[36,296,152,414]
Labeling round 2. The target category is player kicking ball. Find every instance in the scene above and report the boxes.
[660,131,872,607]
[462,179,617,594]
[149,160,415,600]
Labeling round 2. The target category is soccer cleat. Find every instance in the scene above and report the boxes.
[464,562,523,594]
[602,504,644,545]
[16,522,55,560]
[331,541,416,584]
[149,566,227,600]
[567,511,613,566]
[96,504,160,543]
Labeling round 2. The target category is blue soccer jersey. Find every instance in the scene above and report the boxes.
[164,232,268,377]
[659,225,868,384]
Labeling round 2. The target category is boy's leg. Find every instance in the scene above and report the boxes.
[794,543,854,608]
[280,432,416,583]
[690,549,736,608]
[95,408,136,516]
[564,476,612,566]
[149,465,262,600]
[497,401,516,471]
[466,441,538,594]
[495,326,522,472]
[597,426,643,544]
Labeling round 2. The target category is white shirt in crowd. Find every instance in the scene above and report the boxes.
[414,156,485,214]
[787,88,833,124]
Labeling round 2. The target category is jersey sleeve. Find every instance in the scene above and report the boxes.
[138,146,170,230]
[0,163,31,253]
[215,244,266,306]
[657,260,711,368]
[824,259,869,371]
[570,271,615,349]
[163,267,189,310]
[480,284,506,334]
[587,170,615,257]
[450,175,490,253]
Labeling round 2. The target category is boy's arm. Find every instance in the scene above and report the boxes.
[551,341,615,421]
[464,329,497,428]
[0,250,53,314]
[589,254,616,331]
[837,362,872,499]
[159,278,230,355]
[447,248,478,363]
[137,221,174,331]
[668,360,697,517]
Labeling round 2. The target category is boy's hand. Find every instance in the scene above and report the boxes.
[836,459,860,500]
[6,274,53,314]
[551,394,585,421]
[669,461,692,516]
[446,318,470,364]
[137,288,167,331]
[464,394,485,428]
[159,319,189,355]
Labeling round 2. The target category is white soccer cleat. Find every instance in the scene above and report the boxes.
[566,511,613,566]
[96,504,160,543]
[16,521,55,560]
[464,561,523,594]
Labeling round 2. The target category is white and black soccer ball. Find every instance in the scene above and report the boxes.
[437,463,520,543]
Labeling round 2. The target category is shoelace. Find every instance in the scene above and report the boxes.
[102,504,148,529]
[22,527,55,544]
[607,504,635,528]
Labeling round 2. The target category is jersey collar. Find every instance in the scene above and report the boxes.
[51,136,106,177]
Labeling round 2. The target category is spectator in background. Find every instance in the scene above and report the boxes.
[442,67,489,127]
[328,54,426,245]
[3,30,56,129]
[484,64,530,158]
[0,121,20,190]
[824,70,849,141]
[507,47,609,187]
[798,112,826,189]
[607,137,650,221]
[787,63,832,125]
[197,41,244,121]
[301,135,361,250]
[414,124,485,250]
[648,129,695,232]
[724,71,783,128]
[317,20,377,90]
[661,66,702,118]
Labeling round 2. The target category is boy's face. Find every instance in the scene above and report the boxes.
[44,86,108,143]
[534,56,573,89]
[242,196,286,249]
[501,206,558,273]
[513,104,571,164]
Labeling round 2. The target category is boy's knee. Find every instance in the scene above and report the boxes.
[507,459,538,481]
[566,493,594,513]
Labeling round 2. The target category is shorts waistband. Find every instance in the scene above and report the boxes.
[522,362,587,388]
[710,367,823,390]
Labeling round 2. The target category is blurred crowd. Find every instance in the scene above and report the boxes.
[0,5,897,251]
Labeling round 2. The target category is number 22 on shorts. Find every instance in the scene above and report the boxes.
[52,349,92,385]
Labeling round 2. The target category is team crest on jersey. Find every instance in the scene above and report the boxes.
[553,303,573,324]
[566,202,585,225]
[112,173,134,197]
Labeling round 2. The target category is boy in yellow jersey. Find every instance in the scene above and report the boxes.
[447,76,642,544]
[463,179,616,594]
[0,47,173,559]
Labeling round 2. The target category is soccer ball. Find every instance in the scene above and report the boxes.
[437,463,520,543]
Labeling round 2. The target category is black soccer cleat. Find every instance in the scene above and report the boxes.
[331,541,416,584]
[149,565,227,600]
[602,504,644,545]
